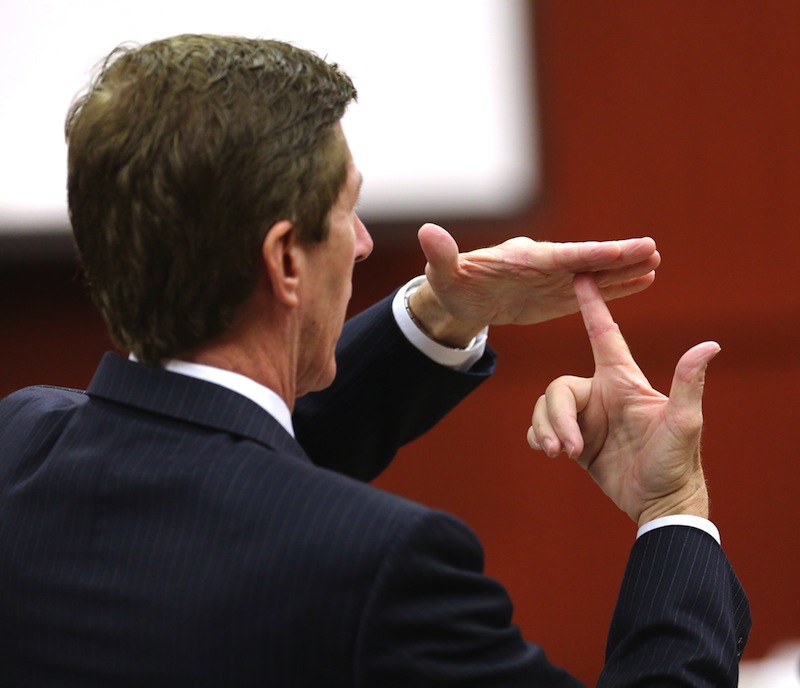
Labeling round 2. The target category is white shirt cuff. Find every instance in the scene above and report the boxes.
[637,514,721,545]
[391,276,488,373]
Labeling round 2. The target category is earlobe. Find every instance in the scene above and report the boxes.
[261,220,301,308]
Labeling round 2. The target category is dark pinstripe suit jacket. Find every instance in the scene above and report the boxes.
[0,295,750,686]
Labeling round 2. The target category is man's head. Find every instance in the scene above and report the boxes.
[66,34,357,365]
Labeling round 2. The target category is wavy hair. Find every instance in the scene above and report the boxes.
[66,34,357,364]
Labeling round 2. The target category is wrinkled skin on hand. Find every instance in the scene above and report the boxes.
[417,223,661,330]
[527,273,717,526]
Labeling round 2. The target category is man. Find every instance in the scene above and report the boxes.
[0,35,748,686]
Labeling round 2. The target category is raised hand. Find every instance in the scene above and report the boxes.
[527,273,719,526]
[413,223,660,334]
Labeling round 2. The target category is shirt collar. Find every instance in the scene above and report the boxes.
[129,354,295,437]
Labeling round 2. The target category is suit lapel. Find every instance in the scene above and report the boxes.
[87,353,310,464]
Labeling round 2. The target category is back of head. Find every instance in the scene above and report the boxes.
[66,34,357,364]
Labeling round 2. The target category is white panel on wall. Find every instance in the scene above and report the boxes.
[0,0,538,239]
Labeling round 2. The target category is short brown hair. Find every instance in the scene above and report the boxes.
[66,34,357,364]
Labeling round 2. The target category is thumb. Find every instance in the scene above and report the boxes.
[668,341,721,410]
[418,223,459,283]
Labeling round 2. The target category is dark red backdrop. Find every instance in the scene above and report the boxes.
[2,2,798,683]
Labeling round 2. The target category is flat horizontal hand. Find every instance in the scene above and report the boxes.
[417,223,660,329]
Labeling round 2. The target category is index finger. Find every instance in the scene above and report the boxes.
[549,236,657,273]
[574,273,635,368]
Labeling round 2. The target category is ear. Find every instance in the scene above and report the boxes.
[261,219,302,308]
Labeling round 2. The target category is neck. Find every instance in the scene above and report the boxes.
[182,297,299,411]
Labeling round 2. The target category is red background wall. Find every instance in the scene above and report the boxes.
[2,2,799,683]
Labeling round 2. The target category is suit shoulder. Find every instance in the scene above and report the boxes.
[226,448,474,565]
[0,385,87,423]
[301,466,483,570]
[0,386,88,484]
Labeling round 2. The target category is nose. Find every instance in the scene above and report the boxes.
[354,214,373,263]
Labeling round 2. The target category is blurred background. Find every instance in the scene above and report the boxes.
[2,1,799,684]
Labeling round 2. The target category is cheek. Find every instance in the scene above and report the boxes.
[330,249,355,291]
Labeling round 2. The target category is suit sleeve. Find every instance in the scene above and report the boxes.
[600,525,751,688]
[293,292,497,481]
[355,514,750,687]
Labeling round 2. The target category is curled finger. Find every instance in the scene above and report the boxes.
[528,375,591,459]
[528,393,559,456]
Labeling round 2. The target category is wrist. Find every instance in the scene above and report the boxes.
[637,482,710,528]
[407,281,485,349]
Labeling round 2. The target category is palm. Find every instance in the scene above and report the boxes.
[578,366,699,523]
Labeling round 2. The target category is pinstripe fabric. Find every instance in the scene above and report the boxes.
[294,292,497,481]
[600,526,750,687]
[0,296,749,686]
